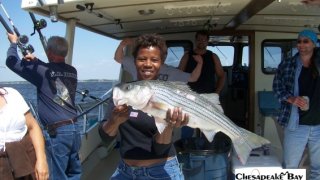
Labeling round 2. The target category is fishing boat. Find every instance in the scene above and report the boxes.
[16,0,320,179]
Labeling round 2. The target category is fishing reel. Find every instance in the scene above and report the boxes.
[19,43,34,56]
[77,89,99,101]
[31,18,47,36]
[79,90,89,101]
[16,34,34,56]
[0,3,35,56]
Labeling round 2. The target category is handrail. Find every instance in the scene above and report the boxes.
[27,87,113,134]
[75,88,112,120]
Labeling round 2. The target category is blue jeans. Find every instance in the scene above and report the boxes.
[43,123,82,180]
[110,156,184,180]
[283,124,320,180]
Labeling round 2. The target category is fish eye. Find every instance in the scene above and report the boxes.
[125,84,132,90]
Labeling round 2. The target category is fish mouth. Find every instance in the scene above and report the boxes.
[113,98,127,106]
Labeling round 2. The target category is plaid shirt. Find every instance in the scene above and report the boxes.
[272,54,298,127]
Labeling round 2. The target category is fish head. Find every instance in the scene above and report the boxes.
[113,81,153,109]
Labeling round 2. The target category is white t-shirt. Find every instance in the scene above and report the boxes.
[122,56,190,82]
[0,87,29,150]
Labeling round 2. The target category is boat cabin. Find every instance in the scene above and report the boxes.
[20,0,320,179]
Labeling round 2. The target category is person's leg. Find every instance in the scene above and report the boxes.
[66,125,82,180]
[45,124,81,180]
[283,125,309,168]
[43,129,68,180]
[307,124,320,180]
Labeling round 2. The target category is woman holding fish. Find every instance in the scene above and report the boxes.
[100,34,188,179]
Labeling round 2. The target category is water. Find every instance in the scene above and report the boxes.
[0,80,117,132]
[0,80,117,104]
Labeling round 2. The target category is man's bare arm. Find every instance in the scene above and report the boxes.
[212,53,225,94]
[178,52,189,71]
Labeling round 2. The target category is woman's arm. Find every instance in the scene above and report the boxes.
[101,105,129,137]
[25,111,49,180]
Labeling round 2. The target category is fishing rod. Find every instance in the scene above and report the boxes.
[0,1,34,56]
[29,12,48,56]
[75,88,112,120]
[0,1,22,37]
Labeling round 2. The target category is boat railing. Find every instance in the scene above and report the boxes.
[76,88,112,134]
[27,87,113,135]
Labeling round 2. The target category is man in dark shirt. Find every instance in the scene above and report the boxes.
[178,30,225,138]
[178,30,225,94]
[6,33,81,179]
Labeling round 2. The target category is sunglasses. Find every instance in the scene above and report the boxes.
[297,39,311,44]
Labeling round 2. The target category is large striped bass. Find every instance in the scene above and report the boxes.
[112,80,270,164]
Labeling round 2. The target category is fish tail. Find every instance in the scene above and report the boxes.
[233,128,270,164]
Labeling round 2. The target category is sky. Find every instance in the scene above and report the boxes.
[0,0,121,82]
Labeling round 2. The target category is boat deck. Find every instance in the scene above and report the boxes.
[81,146,310,180]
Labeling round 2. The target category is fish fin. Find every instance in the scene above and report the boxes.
[200,129,216,142]
[150,102,170,110]
[233,128,270,165]
[200,93,224,113]
[154,117,167,134]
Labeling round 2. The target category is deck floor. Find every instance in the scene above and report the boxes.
[81,147,310,180]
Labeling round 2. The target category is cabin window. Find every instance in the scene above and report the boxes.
[262,40,297,74]
[242,46,249,67]
[166,40,193,67]
[207,45,234,67]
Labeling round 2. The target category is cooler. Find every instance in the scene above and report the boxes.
[175,132,232,180]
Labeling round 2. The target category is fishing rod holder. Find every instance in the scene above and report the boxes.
[77,89,100,102]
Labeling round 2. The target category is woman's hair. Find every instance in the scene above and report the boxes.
[132,34,167,62]
[310,47,319,78]
[47,36,69,57]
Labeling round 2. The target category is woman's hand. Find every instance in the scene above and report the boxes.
[111,104,129,125]
[155,107,189,144]
[165,107,189,128]
[287,96,308,110]
[102,104,129,137]
[35,159,49,180]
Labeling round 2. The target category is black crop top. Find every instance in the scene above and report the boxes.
[102,98,176,160]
